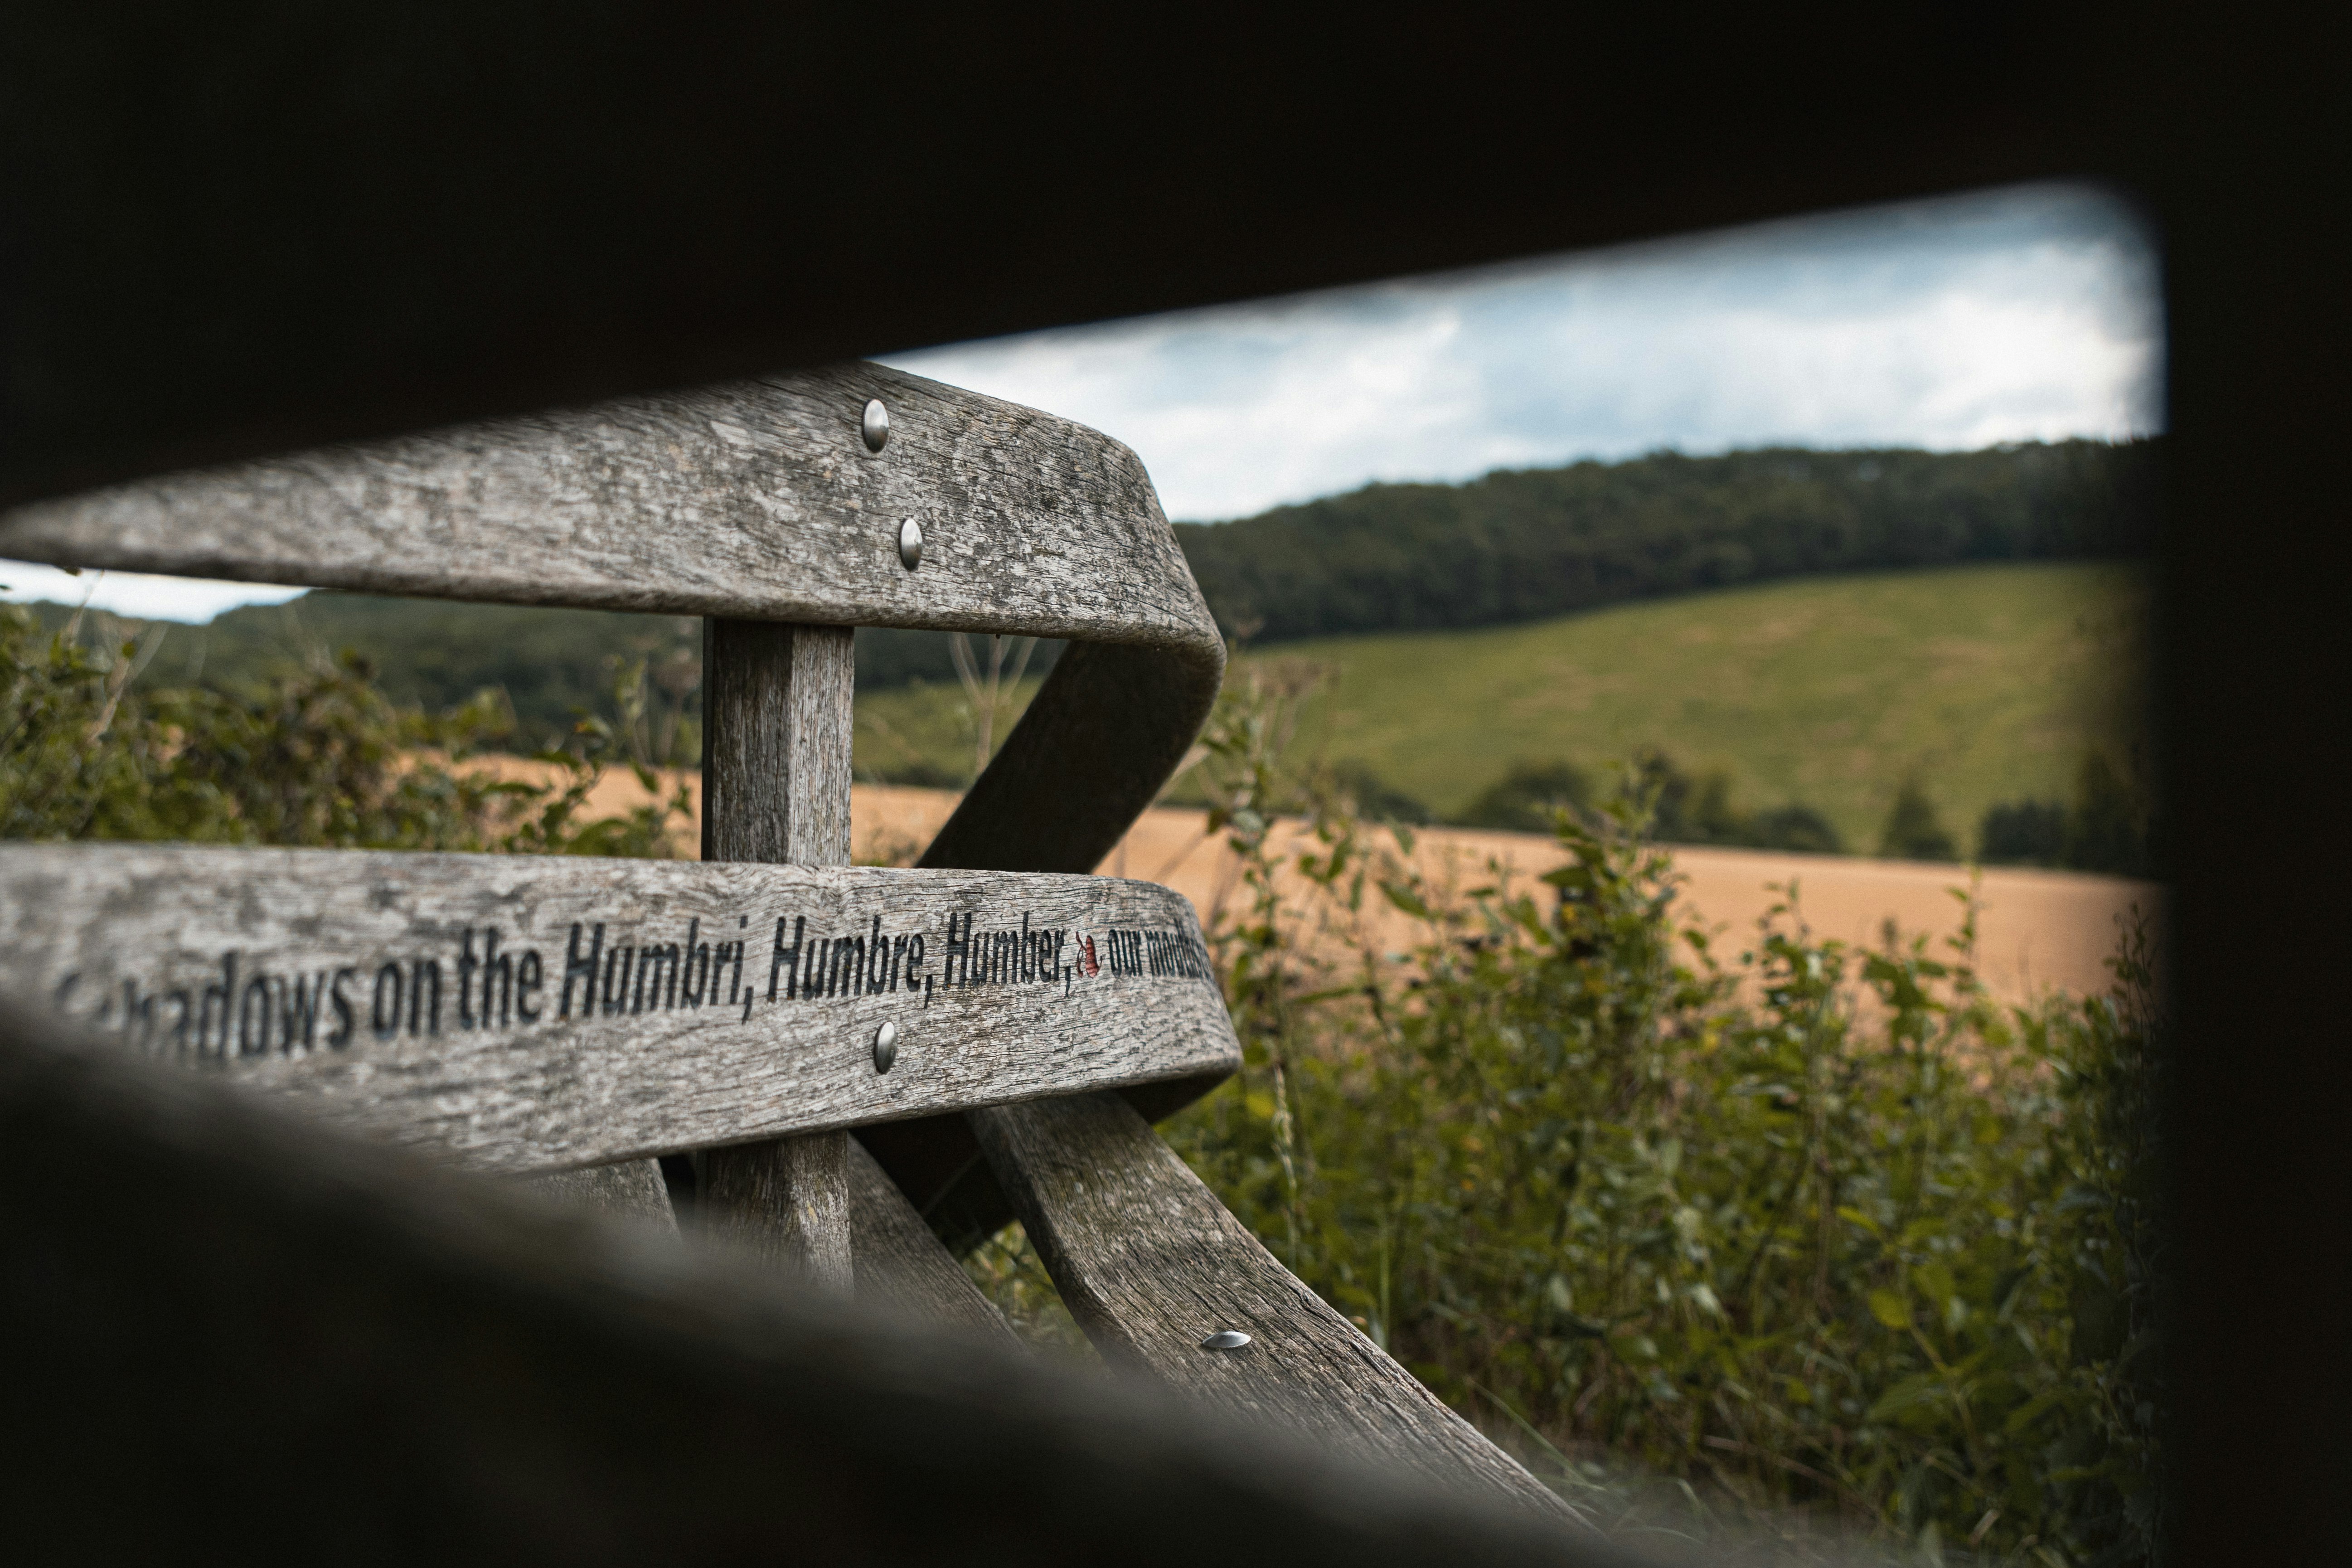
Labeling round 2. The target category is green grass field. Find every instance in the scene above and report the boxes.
[852,562,2150,852]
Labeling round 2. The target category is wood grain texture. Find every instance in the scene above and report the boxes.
[698,617,858,1293]
[0,354,1234,1250]
[702,1129,853,1292]
[523,1157,678,1228]
[0,846,1236,1173]
[848,1137,1022,1349]
[0,363,1220,657]
[700,621,854,868]
[971,1092,1571,1519]
[878,637,1228,1247]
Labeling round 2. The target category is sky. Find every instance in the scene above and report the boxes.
[4,181,2160,622]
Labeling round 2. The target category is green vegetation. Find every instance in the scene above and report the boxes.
[1880,777,1961,862]
[13,440,2153,864]
[864,563,2155,870]
[25,591,1049,755]
[1246,562,2150,854]
[1978,754,2157,877]
[1154,672,2164,1561]
[1177,439,2156,643]
[1460,754,1845,854]
[0,604,687,854]
[34,558,2149,868]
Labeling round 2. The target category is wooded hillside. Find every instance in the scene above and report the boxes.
[1176,438,2157,641]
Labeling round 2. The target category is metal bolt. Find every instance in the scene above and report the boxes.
[872,1019,898,1073]
[1199,1329,1252,1351]
[861,398,890,452]
[897,516,924,570]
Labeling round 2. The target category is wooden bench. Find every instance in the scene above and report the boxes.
[0,364,1562,1517]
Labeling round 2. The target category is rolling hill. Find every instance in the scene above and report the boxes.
[852,561,2151,854]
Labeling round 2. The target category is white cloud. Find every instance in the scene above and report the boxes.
[884,183,2163,520]
[0,561,309,623]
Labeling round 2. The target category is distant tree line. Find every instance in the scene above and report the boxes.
[33,594,1062,761]
[1177,438,2158,643]
[1877,756,2155,875]
[1975,753,2155,876]
[1333,750,1845,854]
[1331,744,2157,876]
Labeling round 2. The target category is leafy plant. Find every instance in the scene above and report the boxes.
[1168,669,2164,1564]
[0,604,687,856]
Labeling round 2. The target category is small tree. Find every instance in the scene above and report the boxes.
[1878,774,1958,860]
[1979,798,2067,864]
[2066,752,2147,876]
[1460,759,1593,833]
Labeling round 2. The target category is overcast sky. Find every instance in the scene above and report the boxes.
[5,181,2160,621]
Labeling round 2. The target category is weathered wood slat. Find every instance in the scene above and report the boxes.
[970,1092,1570,1519]
[0,363,1219,655]
[0,847,1236,1173]
[523,1158,678,1228]
[873,636,1229,1241]
[0,358,1234,1248]
[697,618,858,1293]
[848,1138,1023,1348]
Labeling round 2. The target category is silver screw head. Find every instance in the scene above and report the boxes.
[1199,1329,1252,1351]
[897,516,924,570]
[872,1020,898,1073]
[861,398,890,452]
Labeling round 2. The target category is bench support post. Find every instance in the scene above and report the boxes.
[696,618,856,1293]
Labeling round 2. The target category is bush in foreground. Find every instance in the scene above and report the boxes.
[1,605,685,854]
[1171,675,2164,1563]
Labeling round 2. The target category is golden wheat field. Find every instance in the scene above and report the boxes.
[530,764,2153,1008]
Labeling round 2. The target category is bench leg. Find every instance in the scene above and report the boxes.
[701,1133,853,1292]
[971,1092,1573,1519]
[696,618,858,1295]
[847,1136,1023,1346]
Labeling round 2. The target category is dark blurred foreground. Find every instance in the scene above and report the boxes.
[0,992,1618,1566]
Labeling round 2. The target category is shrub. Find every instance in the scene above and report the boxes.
[1,605,687,855]
[1169,678,2163,1562]
[1460,759,1595,833]
[1980,799,2068,866]
[2063,753,2147,877]
[1979,754,2153,877]
[1878,776,1959,861]
[1462,751,1844,855]
[1749,802,1844,854]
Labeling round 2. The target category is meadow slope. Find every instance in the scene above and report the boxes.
[854,561,2148,852]
[1241,562,2143,850]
